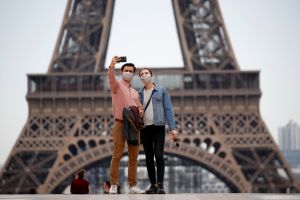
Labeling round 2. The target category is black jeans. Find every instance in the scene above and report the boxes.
[141,125,165,185]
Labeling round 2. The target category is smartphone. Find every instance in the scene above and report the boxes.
[118,56,127,62]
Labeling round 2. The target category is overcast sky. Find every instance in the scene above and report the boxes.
[0,0,299,165]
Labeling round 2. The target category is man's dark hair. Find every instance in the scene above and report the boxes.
[121,63,136,73]
[139,67,153,77]
[104,180,111,187]
[77,169,85,178]
[29,188,36,194]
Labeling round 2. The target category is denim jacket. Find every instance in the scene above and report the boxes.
[138,85,176,131]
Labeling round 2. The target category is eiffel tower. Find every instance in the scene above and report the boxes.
[1,0,299,194]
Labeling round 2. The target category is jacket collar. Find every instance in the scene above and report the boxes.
[142,83,157,92]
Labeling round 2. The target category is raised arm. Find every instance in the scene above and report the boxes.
[107,56,120,93]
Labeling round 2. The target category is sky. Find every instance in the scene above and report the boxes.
[0,0,299,166]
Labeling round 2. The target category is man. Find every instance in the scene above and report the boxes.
[103,180,110,194]
[138,68,177,194]
[70,169,90,194]
[107,56,144,194]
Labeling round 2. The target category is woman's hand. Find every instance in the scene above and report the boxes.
[169,129,178,140]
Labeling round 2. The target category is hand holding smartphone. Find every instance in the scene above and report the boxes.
[118,56,127,63]
[110,56,127,68]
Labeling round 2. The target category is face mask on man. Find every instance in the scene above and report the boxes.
[140,74,152,84]
[122,71,134,81]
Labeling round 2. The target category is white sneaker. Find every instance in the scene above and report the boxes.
[129,186,144,194]
[109,185,118,194]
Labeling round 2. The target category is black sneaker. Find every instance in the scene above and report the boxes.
[145,185,157,194]
[157,184,166,194]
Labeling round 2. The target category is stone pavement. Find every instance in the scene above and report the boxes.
[0,194,300,200]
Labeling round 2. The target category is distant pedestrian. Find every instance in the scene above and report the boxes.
[70,169,90,194]
[103,180,111,194]
[29,188,36,194]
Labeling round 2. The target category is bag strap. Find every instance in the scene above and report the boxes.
[144,90,154,112]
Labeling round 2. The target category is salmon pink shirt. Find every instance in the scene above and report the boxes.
[107,68,143,120]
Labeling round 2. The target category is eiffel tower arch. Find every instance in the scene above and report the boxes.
[1,0,299,194]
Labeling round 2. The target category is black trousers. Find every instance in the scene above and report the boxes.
[141,125,165,185]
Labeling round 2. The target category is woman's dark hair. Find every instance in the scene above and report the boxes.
[138,67,153,77]
[121,63,136,73]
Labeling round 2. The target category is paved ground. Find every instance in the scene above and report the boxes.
[0,194,300,200]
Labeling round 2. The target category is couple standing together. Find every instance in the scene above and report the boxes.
[108,56,177,194]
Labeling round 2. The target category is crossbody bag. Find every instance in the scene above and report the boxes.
[144,90,154,112]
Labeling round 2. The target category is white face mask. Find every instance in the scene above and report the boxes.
[140,74,152,84]
[122,72,134,81]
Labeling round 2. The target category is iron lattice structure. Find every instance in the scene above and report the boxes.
[1,0,299,193]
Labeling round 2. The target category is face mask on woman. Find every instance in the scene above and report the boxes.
[122,72,134,81]
[140,74,152,84]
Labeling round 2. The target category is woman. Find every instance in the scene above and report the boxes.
[138,68,177,194]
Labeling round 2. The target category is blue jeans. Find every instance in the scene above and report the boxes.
[141,125,165,185]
